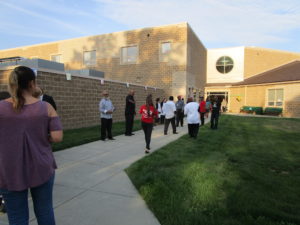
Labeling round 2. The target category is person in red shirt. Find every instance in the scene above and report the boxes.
[139,94,158,153]
[199,96,206,126]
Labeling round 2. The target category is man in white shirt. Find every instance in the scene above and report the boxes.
[99,90,115,141]
[162,96,178,135]
[184,97,200,138]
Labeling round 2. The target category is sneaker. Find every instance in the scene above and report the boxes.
[130,133,135,135]
[173,132,178,134]
[108,138,116,140]
[145,149,150,154]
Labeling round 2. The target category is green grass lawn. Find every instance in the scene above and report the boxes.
[52,120,142,151]
[126,115,300,225]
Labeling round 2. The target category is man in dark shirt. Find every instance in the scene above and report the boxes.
[125,90,136,136]
[211,96,221,129]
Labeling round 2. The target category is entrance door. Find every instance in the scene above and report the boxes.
[206,91,229,112]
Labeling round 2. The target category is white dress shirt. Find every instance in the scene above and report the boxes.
[162,100,176,119]
[184,102,200,124]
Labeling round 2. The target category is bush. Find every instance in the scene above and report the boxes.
[241,106,263,115]
[264,107,283,116]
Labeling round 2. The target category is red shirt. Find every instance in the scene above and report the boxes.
[139,105,158,123]
[199,101,206,113]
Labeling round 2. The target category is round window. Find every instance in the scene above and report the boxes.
[216,56,234,74]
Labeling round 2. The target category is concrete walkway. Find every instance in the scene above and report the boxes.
[0,123,194,225]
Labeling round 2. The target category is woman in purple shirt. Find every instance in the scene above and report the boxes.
[0,66,63,225]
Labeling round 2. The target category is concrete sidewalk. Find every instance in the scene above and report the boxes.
[0,123,192,225]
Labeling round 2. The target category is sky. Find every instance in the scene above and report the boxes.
[0,0,300,52]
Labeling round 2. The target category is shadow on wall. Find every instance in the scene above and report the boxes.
[284,94,300,118]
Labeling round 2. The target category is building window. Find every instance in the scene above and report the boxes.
[121,46,138,64]
[216,56,234,74]
[83,50,96,66]
[51,54,62,63]
[268,89,283,106]
[161,42,171,54]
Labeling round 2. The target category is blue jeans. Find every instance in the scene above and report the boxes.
[0,174,55,225]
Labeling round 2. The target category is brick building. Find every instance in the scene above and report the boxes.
[0,22,206,99]
[1,22,300,118]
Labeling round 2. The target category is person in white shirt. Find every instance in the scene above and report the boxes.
[99,90,115,141]
[162,96,178,135]
[184,97,200,138]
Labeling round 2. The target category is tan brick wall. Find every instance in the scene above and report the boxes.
[0,68,165,130]
[0,23,190,98]
[229,87,246,113]
[244,47,300,78]
[187,25,207,98]
[228,82,300,118]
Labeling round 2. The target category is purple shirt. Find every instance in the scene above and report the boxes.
[0,100,62,191]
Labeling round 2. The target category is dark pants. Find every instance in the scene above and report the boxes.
[101,118,113,139]
[125,114,134,135]
[160,115,165,124]
[176,110,184,127]
[0,174,55,225]
[164,117,176,134]
[200,112,205,126]
[188,123,199,138]
[211,112,220,129]
[142,122,153,149]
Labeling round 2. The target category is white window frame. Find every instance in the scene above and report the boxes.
[120,45,138,64]
[159,41,172,62]
[161,42,171,55]
[266,88,284,107]
[50,54,62,63]
[83,50,96,66]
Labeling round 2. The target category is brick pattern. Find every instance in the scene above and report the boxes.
[0,69,165,130]
[187,25,207,97]
[0,23,195,98]
[244,47,300,79]
[228,83,300,117]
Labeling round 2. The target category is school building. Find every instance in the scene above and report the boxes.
[0,22,300,118]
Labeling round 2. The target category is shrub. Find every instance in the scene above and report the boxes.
[241,106,263,115]
[264,107,283,116]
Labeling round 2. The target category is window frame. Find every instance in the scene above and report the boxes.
[50,54,62,63]
[120,45,138,65]
[216,56,234,74]
[159,41,172,62]
[266,88,284,107]
[83,50,97,66]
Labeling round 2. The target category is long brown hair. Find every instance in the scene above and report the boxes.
[8,66,36,112]
[146,94,153,116]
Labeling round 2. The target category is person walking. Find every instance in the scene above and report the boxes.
[125,90,136,136]
[175,95,184,127]
[139,94,158,153]
[184,97,200,138]
[199,96,206,126]
[99,90,115,141]
[0,66,63,225]
[211,96,221,129]
[162,96,177,135]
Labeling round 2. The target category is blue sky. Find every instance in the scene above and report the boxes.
[0,0,300,52]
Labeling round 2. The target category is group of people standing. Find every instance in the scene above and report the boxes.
[99,90,223,154]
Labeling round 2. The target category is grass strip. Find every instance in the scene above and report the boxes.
[52,120,142,151]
